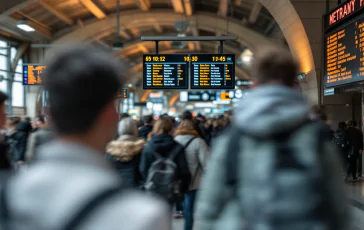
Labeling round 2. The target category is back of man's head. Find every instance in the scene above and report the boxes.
[44,45,123,136]
[143,115,153,125]
[181,111,193,120]
[252,46,298,87]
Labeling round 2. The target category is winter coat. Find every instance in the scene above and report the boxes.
[139,134,191,197]
[5,125,28,163]
[174,130,210,191]
[106,135,145,188]
[196,84,348,230]
[139,125,153,140]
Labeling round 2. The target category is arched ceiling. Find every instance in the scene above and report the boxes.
[0,0,288,82]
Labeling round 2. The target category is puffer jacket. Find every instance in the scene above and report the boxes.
[106,135,145,188]
[6,124,28,163]
[174,130,210,191]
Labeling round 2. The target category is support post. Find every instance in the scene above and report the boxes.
[155,41,159,54]
[219,40,224,54]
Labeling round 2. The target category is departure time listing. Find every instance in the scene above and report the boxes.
[325,16,364,87]
[190,54,235,89]
[143,55,188,89]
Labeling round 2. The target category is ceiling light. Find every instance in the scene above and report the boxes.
[17,18,35,32]
[242,55,252,63]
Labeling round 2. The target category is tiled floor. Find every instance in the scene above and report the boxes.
[173,181,364,230]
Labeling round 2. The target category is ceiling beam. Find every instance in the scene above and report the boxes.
[40,0,74,25]
[218,0,229,17]
[15,11,52,32]
[79,0,106,19]
[138,44,149,53]
[171,0,184,13]
[183,0,194,16]
[248,2,262,24]
[264,20,276,35]
[191,25,201,51]
[136,0,151,11]
[153,23,162,33]
[9,12,52,38]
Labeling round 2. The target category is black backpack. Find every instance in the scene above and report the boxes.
[225,120,334,229]
[144,137,196,202]
[0,178,124,230]
[333,132,349,151]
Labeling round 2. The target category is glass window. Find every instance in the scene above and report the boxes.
[15,59,23,74]
[0,71,7,93]
[0,41,7,55]
[14,73,22,82]
[11,47,16,62]
[0,55,7,71]
[12,82,24,107]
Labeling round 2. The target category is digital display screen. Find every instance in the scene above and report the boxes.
[143,54,188,89]
[116,88,128,98]
[190,54,235,89]
[324,16,364,87]
[23,64,46,85]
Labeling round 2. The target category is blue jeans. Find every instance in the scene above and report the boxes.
[184,190,197,230]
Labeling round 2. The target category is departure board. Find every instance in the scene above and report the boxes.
[324,14,364,87]
[190,54,235,89]
[143,54,188,89]
[23,64,46,85]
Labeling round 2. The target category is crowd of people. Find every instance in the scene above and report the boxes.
[0,44,350,230]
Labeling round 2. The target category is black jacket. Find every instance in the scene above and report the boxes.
[106,136,145,188]
[6,124,28,162]
[139,134,191,195]
[139,125,153,140]
[0,141,11,169]
[347,127,363,154]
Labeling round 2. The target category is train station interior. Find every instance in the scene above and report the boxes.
[0,0,364,229]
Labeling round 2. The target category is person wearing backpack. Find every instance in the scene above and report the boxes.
[140,116,191,206]
[196,45,348,230]
[333,122,349,168]
[174,119,210,230]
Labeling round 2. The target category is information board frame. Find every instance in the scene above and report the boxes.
[142,54,189,90]
[189,54,235,90]
[323,11,364,88]
[23,64,46,85]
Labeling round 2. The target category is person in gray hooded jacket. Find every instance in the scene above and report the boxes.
[196,46,348,230]
[0,45,170,230]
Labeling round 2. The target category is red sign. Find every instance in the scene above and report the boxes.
[325,0,364,30]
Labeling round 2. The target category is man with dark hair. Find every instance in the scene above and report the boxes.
[1,46,169,230]
[139,115,154,140]
[0,91,10,170]
[346,120,363,180]
[197,46,347,230]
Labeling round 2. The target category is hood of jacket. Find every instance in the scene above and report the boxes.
[148,134,178,156]
[233,84,309,138]
[139,125,153,138]
[106,135,145,162]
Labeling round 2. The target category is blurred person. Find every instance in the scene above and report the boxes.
[139,115,154,141]
[140,116,191,207]
[196,46,348,230]
[5,118,28,168]
[174,119,210,230]
[21,117,33,135]
[182,111,207,141]
[106,118,144,188]
[32,115,46,132]
[310,105,334,139]
[120,113,130,121]
[0,91,11,170]
[24,115,54,163]
[333,122,349,167]
[346,120,363,181]
[0,45,170,230]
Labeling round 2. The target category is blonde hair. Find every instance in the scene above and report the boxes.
[148,116,174,140]
[118,118,138,136]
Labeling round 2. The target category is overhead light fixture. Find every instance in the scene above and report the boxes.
[17,18,35,32]
[112,36,123,50]
[242,55,252,63]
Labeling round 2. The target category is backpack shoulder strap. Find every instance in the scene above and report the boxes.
[184,137,197,149]
[63,186,123,230]
[167,144,184,161]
